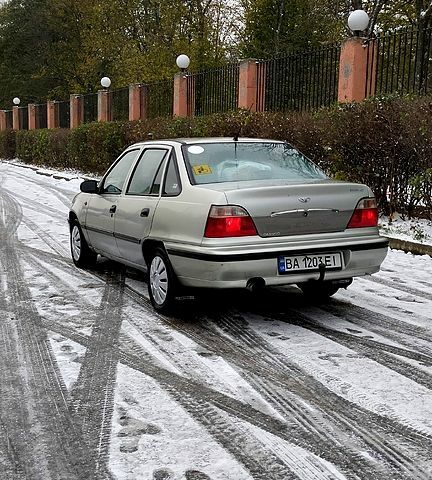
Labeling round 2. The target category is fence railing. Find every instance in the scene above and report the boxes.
[186,64,239,116]
[257,44,341,112]
[58,100,70,128]
[4,23,432,131]
[5,110,13,129]
[35,104,47,129]
[147,80,173,119]
[18,107,28,130]
[371,26,432,96]
[83,93,98,123]
[112,87,129,121]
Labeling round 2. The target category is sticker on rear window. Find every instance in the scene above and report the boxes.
[188,146,204,154]
[193,164,212,175]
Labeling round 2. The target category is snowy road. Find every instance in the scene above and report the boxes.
[0,161,432,480]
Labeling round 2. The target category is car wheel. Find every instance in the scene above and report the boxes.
[298,281,340,301]
[70,221,97,268]
[148,248,177,313]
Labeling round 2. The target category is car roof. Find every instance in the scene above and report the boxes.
[128,137,285,148]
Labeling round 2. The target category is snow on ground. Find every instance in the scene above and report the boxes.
[380,214,432,245]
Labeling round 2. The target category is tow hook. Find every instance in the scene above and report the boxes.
[318,262,326,282]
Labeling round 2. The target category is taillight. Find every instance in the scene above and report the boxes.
[347,198,378,228]
[204,205,258,238]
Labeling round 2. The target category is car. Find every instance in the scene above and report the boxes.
[69,137,388,312]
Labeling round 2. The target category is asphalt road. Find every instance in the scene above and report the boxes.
[0,162,431,480]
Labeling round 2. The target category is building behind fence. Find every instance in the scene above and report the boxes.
[1,22,432,132]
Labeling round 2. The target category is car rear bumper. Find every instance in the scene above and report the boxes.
[167,237,389,289]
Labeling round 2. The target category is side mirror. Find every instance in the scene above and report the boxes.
[80,180,99,193]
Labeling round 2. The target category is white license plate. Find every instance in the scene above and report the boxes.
[278,252,342,274]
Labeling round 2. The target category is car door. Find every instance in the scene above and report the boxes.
[85,148,141,258]
[114,147,171,266]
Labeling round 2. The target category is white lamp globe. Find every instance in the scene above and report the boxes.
[13,97,20,105]
[348,10,370,32]
[176,54,190,70]
[100,76,111,88]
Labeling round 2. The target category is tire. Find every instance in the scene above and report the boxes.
[147,248,177,313]
[70,221,97,268]
[298,281,340,301]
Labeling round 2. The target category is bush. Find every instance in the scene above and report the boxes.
[1,95,431,217]
[0,129,17,159]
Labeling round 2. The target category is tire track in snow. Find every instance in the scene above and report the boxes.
[268,307,432,390]
[4,168,74,208]
[321,300,432,352]
[205,310,431,480]
[121,287,384,480]
[70,269,125,479]
[0,190,101,480]
[363,275,432,302]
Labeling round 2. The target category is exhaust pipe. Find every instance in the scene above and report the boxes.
[246,277,266,292]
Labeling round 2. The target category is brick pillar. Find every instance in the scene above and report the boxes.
[28,104,36,130]
[0,111,6,131]
[12,106,20,130]
[173,73,188,117]
[98,90,112,122]
[238,59,258,111]
[47,100,60,129]
[129,84,140,121]
[70,94,84,129]
[338,37,377,103]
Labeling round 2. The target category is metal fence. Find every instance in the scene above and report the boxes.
[35,104,47,129]
[5,110,13,129]
[83,93,98,123]
[186,64,239,116]
[257,44,341,112]
[146,80,173,118]
[370,25,432,96]
[112,87,129,121]
[18,107,28,130]
[58,100,70,128]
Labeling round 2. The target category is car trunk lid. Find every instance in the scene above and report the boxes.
[207,180,370,237]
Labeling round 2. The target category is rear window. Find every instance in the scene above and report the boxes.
[182,142,327,185]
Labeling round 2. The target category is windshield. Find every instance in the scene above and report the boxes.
[182,142,327,185]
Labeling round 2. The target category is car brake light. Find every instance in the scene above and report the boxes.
[347,198,378,228]
[204,205,258,238]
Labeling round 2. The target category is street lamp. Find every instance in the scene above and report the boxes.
[100,76,111,89]
[176,54,190,72]
[13,97,20,106]
[348,10,370,36]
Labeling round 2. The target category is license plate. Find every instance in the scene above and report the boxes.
[278,252,342,274]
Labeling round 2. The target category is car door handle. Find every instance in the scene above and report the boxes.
[109,205,117,214]
[140,208,150,217]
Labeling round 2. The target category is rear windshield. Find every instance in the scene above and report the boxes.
[182,142,327,185]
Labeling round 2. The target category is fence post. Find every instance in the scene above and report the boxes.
[0,111,6,131]
[173,73,188,117]
[47,100,60,129]
[338,37,377,102]
[12,106,20,130]
[129,83,148,121]
[98,89,112,122]
[238,59,259,111]
[70,94,84,129]
[28,104,37,130]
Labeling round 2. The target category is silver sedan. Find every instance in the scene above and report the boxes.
[69,138,388,312]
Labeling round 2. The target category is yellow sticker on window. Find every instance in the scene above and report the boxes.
[193,164,212,175]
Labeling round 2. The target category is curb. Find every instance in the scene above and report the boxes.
[388,238,432,257]
[3,160,98,182]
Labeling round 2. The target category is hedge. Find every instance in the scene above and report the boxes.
[1,95,431,218]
